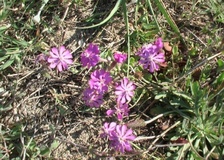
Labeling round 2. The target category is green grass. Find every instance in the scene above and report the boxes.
[0,0,224,159]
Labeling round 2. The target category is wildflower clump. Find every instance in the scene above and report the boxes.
[138,37,165,73]
[80,44,137,153]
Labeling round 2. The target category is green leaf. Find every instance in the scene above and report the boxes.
[76,0,122,29]
[50,140,59,150]
[0,54,9,61]
[0,24,10,33]
[0,56,14,70]
[216,72,224,84]
[155,93,167,99]
[0,104,12,112]
[217,59,224,72]
[190,82,200,97]
[154,0,180,35]
[217,59,224,67]
[40,147,50,156]
[172,91,192,101]
[172,45,179,56]
[129,57,136,66]
[142,22,158,30]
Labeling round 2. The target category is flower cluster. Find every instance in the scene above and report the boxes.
[83,69,112,107]
[80,44,113,108]
[101,122,136,153]
[106,77,135,121]
[35,37,169,154]
[36,37,167,154]
[80,45,136,152]
[138,38,165,73]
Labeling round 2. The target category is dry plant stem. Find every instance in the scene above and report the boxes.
[130,92,144,109]
[21,126,37,160]
[185,28,207,47]
[17,70,36,82]
[134,136,156,141]
[61,2,71,22]
[144,111,173,125]
[176,52,223,83]
[205,146,216,160]
[151,143,186,149]
[144,113,164,124]
[145,121,181,153]
[0,129,10,159]
[142,99,157,114]
[187,135,204,159]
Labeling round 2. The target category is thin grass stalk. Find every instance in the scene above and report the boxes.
[146,0,161,34]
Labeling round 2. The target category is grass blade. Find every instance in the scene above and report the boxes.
[146,0,161,34]
[76,0,122,29]
[154,0,180,35]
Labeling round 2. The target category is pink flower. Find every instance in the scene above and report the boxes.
[138,38,165,73]
[101,122,117,138]
[115,78,135,104]
[81,43,100,68]
[110,125,136,153]
[83,88,103,107]
[89,69,112,93]
[47,46,73,72]
[106,103,129,120]
[113,51,127,63]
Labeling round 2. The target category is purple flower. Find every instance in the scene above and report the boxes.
[110,125,136,153]
[113,51,127,63]
[101,122,117,138]
[89,69,112,93]
[81,43,100,68]
[115,78,135,104]
[47,46,73,72]
[83,88,103,107]
[155,37,163,49]
[36,53,48,64]
[138,38,165,73]
[106,103,129,120]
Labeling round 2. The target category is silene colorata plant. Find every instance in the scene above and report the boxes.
[36,37,166,153]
